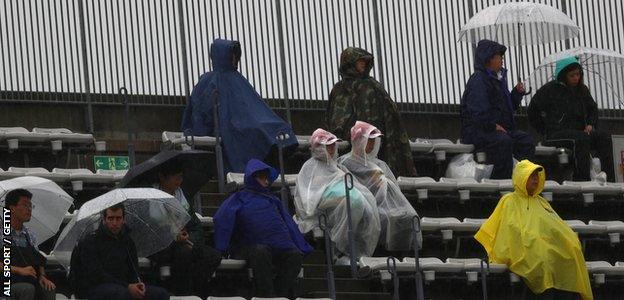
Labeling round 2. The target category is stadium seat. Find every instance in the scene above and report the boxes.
[0,127,49,143]
[534,144,559,156]
[162,131,217,148]
[218,259,247,270]
[295,298,333,300]
[589,220,624,233]
[439,177,498,201]
[251,298,289,300]
[586,261,624,275]
[296,135,349,151]
[396,176,456,194]
[0,168,26,180]
[402,257,464,282]
[563,181,622,196]
[207,297,246,300]
[32,127,94,144]
[226,172,297,188]
[52,168,116,184]
[409,139,434,153]
[55,294,69,299]
[7,167,70,183]
[359,256,414,272]
[95,169,127,181]
[171,297,203,300]
[481,179,514,193]
[565,220,608,235]
[195,212,214,226]
[544,180,581,195]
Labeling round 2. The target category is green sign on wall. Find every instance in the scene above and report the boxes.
[93,156,130,170]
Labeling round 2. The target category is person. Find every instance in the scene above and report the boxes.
[460,39,534,179]
[180,39,298,173]
[213,159,313,298]
[1,189,55,300]
[74,203,169,300]
[327,47,417,177]
[528,56,615,181]
[475,160,592,300]
[294,128,381,260]
[150,161,222,297]
[338,121,421,252]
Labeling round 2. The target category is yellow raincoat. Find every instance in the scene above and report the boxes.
[475,160,592,299]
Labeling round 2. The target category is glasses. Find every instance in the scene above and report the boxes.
[18,204,35,210]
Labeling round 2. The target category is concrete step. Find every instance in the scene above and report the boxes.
[302,277,383,293]
[304,291,393,300]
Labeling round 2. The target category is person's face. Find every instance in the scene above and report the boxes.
[326,143,336,157]
[526,170,540,196]
[565,69,582,87]
[365,138,376,154]
[103,208,125,235]
[159,172,183,193]
[232,56,239,69]
[255,170,270,187]
[486,54,504,72]
[10,196,32,224]
[355,59,367,74]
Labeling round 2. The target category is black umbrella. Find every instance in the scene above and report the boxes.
[119,150,213,199]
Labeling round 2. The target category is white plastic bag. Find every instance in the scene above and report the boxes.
[445,154,494,181]
[590,157,607,183]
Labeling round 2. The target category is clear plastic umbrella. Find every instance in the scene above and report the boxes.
[458,2,580,84]
[526,47,624,109]
[0,176,73,246]
[52,188,190,269]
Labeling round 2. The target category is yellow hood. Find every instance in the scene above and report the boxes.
[475,160,592,299]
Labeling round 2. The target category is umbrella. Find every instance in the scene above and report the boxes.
[0,176,73,246]
[526,47,624,108]
[118,150,212,199]
[52,188,190,269]
[458,2,580,83]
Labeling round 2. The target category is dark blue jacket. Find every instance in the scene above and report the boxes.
[180,39,298,173]
[213,159,313,255]
[460,40,522,141]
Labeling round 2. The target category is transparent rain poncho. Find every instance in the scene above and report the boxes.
[294,129,381,258]
[338,121,421,251]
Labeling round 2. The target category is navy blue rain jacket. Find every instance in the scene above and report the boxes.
[213,159,313,255]
[181,39,298,173]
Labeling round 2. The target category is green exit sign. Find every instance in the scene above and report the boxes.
[93,156,130,171]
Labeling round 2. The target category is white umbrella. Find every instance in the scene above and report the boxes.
[0,176,73,246]
[526,47,624,108]
[458,2,580,46]
[458,2,580,85]
[52,188,190,269]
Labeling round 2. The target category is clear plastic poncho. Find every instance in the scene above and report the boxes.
[294,129,381,258]
[338,121,421,251]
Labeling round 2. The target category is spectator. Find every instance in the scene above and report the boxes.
[327,47,417,177]
[150,161,222,297]
[338,121,421,252]
[73,203,169,300]
[1,189,55,300]
[460,39,534,179]
[475,160,591,300]
[214,159,313,298]
[528,56,615,181]
[294,128,381,261]
[181,39,298,173]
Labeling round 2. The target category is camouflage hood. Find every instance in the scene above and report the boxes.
[339,47,374,79]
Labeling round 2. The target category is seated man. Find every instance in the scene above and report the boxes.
[294,128,381,261]
[460,39,534,179]
[150,161,222,297]
[214,159,313,298]
[180,39,298,173]
[2,189,55,300]
[74,203,169,300]
[475,160,591,300]
[338,121,421,252]
[528,56,615,181]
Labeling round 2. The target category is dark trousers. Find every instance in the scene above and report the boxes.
[234,244,303,298]
[547,129,615,181]
[88,283,169,300]
[469,129,535,179]
[152,243,222,296]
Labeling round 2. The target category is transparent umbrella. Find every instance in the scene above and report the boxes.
[458,1,580,84]
[526,47,624,109]
[0,176,73,246]
[52,188,190,269]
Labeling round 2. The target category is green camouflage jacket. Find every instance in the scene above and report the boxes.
[326,47,416,176]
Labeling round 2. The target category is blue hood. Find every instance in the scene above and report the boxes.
[181,39,298,173]
[475,39,507,71]
[211,39,242,71]
[243,159,279,191]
